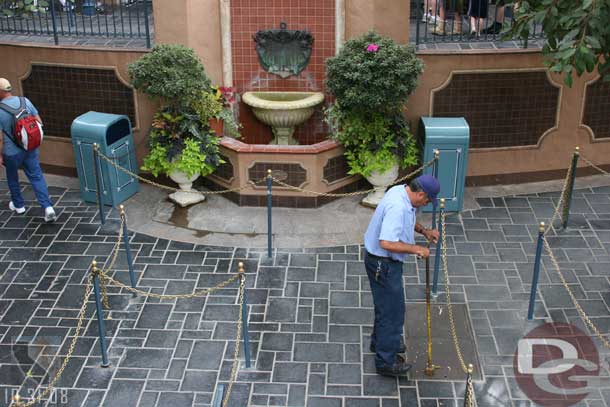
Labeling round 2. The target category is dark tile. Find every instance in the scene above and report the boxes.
[266,298,297,322]
[101,380,144,407]
[187,341,224,370]
[272,362,308,383]
[121,349,172,369]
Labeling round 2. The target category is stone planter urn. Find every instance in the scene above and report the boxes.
[168,170,205,207]
[361,163,399,208]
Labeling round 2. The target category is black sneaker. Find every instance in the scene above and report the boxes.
[370,341,406,354]
[482,21,502,35]
[376,360,412,377]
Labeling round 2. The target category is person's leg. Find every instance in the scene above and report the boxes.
[3,152,26,209]
[432,3,447,35]
[21,149,53,209]
[483,4,504,33]
[365,255,381,352]
[370,259,404,368]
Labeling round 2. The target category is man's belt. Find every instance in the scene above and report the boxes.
[365,251,400,263]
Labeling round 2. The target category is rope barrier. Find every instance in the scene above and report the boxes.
[439,207,477,406]
[96,149,437,198]
[9,212,247,406]
[12,276,94,407]
[96,150,266,195]
[543,237,610,350]
[580,153,610,176]
[269,158,437,197]
[531,147,610,350]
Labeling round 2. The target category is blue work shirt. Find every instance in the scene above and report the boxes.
[364,185,416,262]
[0,96,39,156]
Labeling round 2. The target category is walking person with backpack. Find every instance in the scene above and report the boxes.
[0,78,56,222]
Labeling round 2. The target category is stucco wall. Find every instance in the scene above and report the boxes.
[408,50,608,182]
[0,43,156,170]
[153,0,224,85]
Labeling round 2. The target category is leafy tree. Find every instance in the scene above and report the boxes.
[508,0,610,86]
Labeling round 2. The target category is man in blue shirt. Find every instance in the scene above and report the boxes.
[0,78,56,222]
[364,174,440,376]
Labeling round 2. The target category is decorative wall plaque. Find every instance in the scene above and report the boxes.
[253,22,314,78]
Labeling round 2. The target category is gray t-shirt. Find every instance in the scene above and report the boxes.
[0,96,39,156]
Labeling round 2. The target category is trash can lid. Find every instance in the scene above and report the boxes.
[72,111,129,126]
[420,117,469,140]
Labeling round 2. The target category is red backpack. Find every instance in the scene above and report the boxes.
[0,97,43,151]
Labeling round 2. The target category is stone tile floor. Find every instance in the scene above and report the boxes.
[0,180,608,407]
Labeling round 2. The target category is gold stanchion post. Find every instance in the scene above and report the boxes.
[424,241,439,376]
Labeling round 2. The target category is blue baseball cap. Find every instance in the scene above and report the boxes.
[415,174,440,207]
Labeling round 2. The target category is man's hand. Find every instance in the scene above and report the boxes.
[423,228,440,244]
[0,155,3,166]
[414,246,430,258]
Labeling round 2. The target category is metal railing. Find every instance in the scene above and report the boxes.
[0,0,152,47]
[413,0,543,47]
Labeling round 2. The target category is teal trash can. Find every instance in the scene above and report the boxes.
[71,112,139,206]
[418,117,470,212]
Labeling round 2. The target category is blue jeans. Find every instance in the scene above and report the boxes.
[365,252,406,368]
[3,149,52,209]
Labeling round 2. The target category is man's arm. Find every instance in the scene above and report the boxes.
[415,222,440,243]
[380,240,429,258]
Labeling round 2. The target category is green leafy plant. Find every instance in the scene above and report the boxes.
[327,107,418,177]
[507,0,610,86]
[325,31,423,177]
[2,0,50,17]
[129,45,240,180]
[141,105,223,178]
[128,44,212,101]
[191,89,223,124]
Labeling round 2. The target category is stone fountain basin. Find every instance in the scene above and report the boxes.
[242,91,325,129]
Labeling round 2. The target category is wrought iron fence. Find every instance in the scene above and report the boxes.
[0,0,152,47]
[413,0,543,47]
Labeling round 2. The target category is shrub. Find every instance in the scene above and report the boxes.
[325,31,424,177]
[128,44,212,101]
[326,31,424,113]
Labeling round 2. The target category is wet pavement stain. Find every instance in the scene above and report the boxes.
[166,200,262,239]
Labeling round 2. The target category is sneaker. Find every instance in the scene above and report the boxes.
[482,21,503,35]
[421,12,439,24]
[9,201,26,214]
[370,341,406,354]
[376,359,413,377]
[44,207,56,223]
[431,24,446,36]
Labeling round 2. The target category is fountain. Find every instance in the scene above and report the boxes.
[242,91,324,145]
[241,22,324,145]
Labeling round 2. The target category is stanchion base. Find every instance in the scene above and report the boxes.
[239,359,255,370]
[424,366,437,377]
[100,362,111,368]
[169,191,206,207]
[405,303,482,380]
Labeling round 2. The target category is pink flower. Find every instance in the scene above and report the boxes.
[366,43,379,52]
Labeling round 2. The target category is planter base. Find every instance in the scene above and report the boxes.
[360,164,399,208]
[361,192,385,209]
[169,190,206,207]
